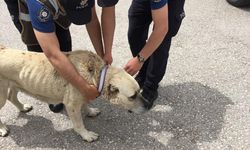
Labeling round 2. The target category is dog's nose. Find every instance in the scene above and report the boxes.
[128,110,133,113]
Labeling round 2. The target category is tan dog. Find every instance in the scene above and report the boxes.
[0,45,146,142]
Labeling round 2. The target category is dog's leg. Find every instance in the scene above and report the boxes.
[0,80,9,137]
[0,120,9,137]
[84,106,101,117]
[65,102,99,142]
[8,87,33,113]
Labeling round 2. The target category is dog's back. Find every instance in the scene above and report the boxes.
[0,48,38,80]
[0,48,68,102]
[0,48,104,102]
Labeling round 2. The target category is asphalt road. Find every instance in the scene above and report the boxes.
[0,0,250,150]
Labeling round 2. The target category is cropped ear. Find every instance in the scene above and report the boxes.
[87,59,95,73]
[87,56,98,86]
[109,84,119,93]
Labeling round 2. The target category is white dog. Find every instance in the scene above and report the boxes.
[0,45,146,142]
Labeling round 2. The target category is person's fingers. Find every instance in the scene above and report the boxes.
[88,85,101,99]
[126,67,131,74]
[129,70,135,76]
[124,65,129,71]
[128,69,134,76]
[124,64,137,75]
[90,85,99,93]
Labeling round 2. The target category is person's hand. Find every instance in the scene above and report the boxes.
[124,57,143,76]
[103,53,113,65]
[84,84,99,101]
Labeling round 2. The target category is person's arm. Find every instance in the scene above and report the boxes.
[26,0,98,100]
[101,6,116,64]
[124,4,169,76]
[86,6,104,58]
[33,30,99,100]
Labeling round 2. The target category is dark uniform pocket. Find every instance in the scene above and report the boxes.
[167,0,185,37]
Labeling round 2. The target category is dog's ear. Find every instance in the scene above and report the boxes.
[109,84,119,93]
[88,60,98,86]
[87,59,95,73]
[87,52,99,73]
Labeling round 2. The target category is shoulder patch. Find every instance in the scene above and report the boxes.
[37,6,51,22]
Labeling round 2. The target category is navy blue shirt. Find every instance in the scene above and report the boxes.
[151,0,168,10]
[26,0,118,33]
[26,0,55,33]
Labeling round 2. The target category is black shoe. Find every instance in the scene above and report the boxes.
[49,103,64,113]
[141,88,158,110]
[135,75,144,88]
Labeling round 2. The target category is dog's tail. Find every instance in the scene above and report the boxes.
[0,44,6,50]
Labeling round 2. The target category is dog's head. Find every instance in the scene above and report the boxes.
[102,67,147,114]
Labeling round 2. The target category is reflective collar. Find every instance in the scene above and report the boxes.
[97,65,109,93]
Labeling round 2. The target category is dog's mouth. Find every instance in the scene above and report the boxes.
[128,106,147,114]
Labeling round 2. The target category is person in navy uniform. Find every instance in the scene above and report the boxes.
[124,0,185,109]
[4,0,118,112]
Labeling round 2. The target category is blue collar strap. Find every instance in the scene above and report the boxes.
[97,65,109,93]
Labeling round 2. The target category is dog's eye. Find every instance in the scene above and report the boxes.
[129,93,137,100]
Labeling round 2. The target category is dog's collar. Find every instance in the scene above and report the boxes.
[97,65,109,93]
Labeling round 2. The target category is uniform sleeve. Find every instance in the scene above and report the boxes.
[97,0,119,7]
[151,0,168,10]
[26,0,55,33]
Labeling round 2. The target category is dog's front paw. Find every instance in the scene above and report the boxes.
[82,131,99,142]
[0,125,9,137]
[87,108,101,117]
[20,104,33,113]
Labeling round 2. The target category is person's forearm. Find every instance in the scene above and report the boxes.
[139,5,169,60]
[139,25,168,60]
[45,49,90,93]
[101,6,115,55]
[86,7,104,57]
[34,30,91,94]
